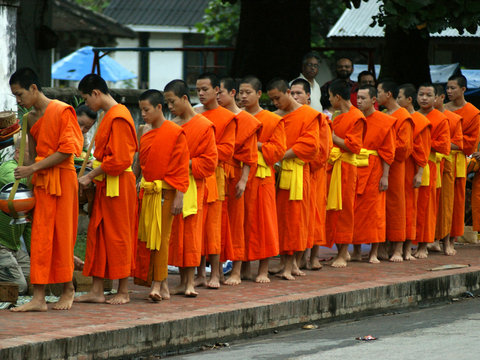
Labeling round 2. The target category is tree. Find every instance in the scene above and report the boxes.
[370,0,480,85]
[195,0,240,46]
[74,0,110,12]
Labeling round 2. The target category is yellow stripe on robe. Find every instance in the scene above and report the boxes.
[278,158,305,200]
[326,148,372,211]
[92,160,132,197]
[255,151,271,178]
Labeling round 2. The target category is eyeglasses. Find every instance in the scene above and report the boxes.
[305,63,319,69]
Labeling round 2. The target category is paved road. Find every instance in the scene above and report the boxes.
[165,296,480,360]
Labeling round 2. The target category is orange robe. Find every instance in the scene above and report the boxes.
[386,108,414,242]
[201,107,236,258]
[277,105,319,255]
[83,104,138,280]
[452,103,480,235]
[435,110,463,240]
[169,114,217,267]
[416,109,450,244]
[405,112,431,240]
[353,111,396,244]
[221,110,261,262]
[29,100,82,284]
[134,121,190,284]
[326,106,366,246]
[307,111,331,248]
[244,110,286,261]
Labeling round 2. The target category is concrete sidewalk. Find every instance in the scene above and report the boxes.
[1,244,480,360]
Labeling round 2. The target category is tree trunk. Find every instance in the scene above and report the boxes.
[379,26,431,86]
[231,0,311,88]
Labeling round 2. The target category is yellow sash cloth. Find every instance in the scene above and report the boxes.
[278,158,305,200]
[92,160,132,197]
[255,151,271,178]
[183,173,198,218]
[326,148,372,211]
[34,155,75,196]
[450,150,466,178]
[138,178,173,251]
[435,152,445,188]
[215,166,226,201]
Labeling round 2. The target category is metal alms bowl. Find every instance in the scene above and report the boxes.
[0,183,35,224]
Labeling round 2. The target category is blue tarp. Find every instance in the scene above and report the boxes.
[52,46,136,82]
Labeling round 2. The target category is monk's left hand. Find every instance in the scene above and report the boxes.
[171,192,184,215]
[379,176,388,192]
[14,165,34,179]
[78,174,92,189]
[235,178,247,198]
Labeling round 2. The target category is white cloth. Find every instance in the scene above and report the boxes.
[292,73,323,112]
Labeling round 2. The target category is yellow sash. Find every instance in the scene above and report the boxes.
[326,147,371,211]
[138,178,173,251]
[278,158,305,200]
[434,152,445,188]
[215,166,226,201]
[450,150,466,178]
[92,160,132,197]
[183,173,198,218]
[255,151,271,178]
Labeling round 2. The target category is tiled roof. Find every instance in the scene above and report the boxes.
[328,1,480,38]
[103,0,210,27]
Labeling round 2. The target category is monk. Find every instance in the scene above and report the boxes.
[432,84,463,255]
[267,78,319,280]
[445,75,480,248]
[325,79,366,268]
[216,77,261,284]
[240,76,286,282]
[165,80,217,297]
[290,78,332,270]
[194,73,236,288]
[415,84,451,259]
[376,81,414,262]
[396,84,431,260]
[9,67,82,311]
[133,90,190,301]
[76,74,138,304]
[352,86,396,263]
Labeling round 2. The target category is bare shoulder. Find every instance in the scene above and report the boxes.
[274,109,285,116]
[193,105,204,114]
[444,101,454,111]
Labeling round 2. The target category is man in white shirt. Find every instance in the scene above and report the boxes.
[291,52,323,112]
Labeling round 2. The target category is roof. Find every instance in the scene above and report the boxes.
[103,0,209,28]
[52,0,135,38]
[328,1,480,38]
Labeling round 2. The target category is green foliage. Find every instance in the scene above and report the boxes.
[74,0,110,12]
[310,0,347,48]
[195,0,241,45]
[370,0,480,35]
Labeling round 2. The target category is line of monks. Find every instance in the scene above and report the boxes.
[8,67,480,312]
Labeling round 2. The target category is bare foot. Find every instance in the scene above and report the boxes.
[148,292,162,302]
[414,247,428,259]
[53,288,75,310]
[11,299,47,312]
[403,252,416,261]
[345,252,351,262]
[160,281,170,300]
[74,292,106,303]
[427,241,442,252]
[368,255,380,264]
[331,257,347,268]
[309,257,322,270]
[292,268,306,276]
[106,292,130,305]
[171,284,186,295]
[73,256,84,271]
[185,287,198,297]
[194,275,207,287]
[225,273,241,286]
[206,276,220,289]
[219,272,226,284]
[389,253,404,263]
[276,271,295,280]
[268,264,284,274]
[444,240,457,256]
[255,274,270,283]
[350,252,362,262]
[377,245,389,260]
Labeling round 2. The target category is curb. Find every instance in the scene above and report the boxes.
[2,268,480,359]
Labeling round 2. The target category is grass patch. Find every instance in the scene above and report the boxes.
[75,234,87,260]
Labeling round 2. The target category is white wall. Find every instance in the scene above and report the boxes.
[111,37,140,88]
[148,33,183,90]
[0,5,17,112]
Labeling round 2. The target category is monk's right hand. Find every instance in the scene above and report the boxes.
[78,174,92,189]
[14,165,34,179]
[413,172,422,188]
[171,192,184,215]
